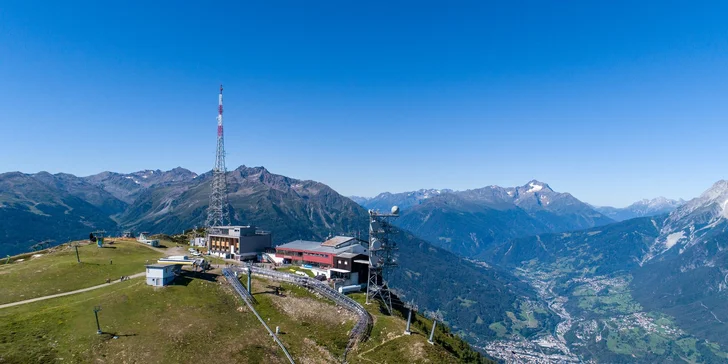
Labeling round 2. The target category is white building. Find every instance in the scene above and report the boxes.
[137,233,160,247]
[145,264,181,286]
[190,237,206,247]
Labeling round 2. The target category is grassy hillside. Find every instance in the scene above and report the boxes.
[348,293,494,364]
[0,276,284,363]
[0,240,162,305]
[0,249,489,363]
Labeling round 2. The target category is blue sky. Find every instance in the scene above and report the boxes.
[1,1,727,207]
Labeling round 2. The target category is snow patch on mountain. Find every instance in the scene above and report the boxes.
[665,231,684,249]
[527,182,543,193]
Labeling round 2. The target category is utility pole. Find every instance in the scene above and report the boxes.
[74,243,80,263]
[93,306,102,334]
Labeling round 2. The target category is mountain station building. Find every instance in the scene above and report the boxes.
[274,236,369,283]
[207,225,272,261]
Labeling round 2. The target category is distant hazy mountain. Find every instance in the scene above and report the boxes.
[84,167,198,204]
[347,196,370,205]
[491,180,728,350]
[363,180,613,257]
[32,171,128,216]
[593,197,685,221]
[353,188,454,211]
[0,172,119,256]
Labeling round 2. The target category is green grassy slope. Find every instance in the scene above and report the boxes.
[0,263,489,363]
[0,277,283,364]
[0,240,162,305]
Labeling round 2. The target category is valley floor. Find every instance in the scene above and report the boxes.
[480,260,728,363]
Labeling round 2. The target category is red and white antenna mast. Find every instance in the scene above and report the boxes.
[206,85,230,227]
[217,85,224,138]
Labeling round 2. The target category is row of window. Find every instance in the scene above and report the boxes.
[276,250,331,259]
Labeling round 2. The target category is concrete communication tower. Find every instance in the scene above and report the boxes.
[366,206,400,314]
[205,85,230,228]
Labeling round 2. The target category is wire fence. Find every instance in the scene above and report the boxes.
[222,268,295,364]
[233,265,373,361]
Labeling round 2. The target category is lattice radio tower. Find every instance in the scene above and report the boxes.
[366,206,400,314]
[205,85,230,228]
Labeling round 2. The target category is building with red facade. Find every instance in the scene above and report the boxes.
[275,236,369,283]
[275,236,368,266]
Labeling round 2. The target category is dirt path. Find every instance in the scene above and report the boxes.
[0,271,145,310]
[355,333,406,362]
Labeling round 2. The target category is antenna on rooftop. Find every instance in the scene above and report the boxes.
[365,206,400,315]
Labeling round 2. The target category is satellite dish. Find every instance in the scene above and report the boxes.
[391,206,400,215]
[371,238,382,250]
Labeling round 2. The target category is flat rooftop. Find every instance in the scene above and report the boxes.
[276,239,364,256]
[321,236,355,247]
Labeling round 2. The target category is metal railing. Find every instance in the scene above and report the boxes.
[222,268,294,364]
[233,265,373,361]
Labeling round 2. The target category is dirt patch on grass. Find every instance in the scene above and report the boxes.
[272,294,356,327]
[409,340,428,361]
[298,337,338,364]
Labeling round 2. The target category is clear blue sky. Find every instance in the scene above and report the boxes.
[1,1,727,207]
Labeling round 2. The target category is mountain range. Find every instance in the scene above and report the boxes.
[592,197,685,221]
[355,181,615,258]
[0,165,555,349]
[6,165,727,361]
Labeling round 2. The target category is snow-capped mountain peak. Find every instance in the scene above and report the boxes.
[521,180,553,194]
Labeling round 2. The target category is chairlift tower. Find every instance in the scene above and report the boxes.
[366,206,400,314]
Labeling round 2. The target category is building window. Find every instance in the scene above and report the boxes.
[344,261,348,265]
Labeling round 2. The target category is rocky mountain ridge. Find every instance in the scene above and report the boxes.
[359,180,614,257]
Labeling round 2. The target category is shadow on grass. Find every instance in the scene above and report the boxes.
[172,271,219,286]
[100,246,117,249]
[100,332,137,341]
[252,285,287,297]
